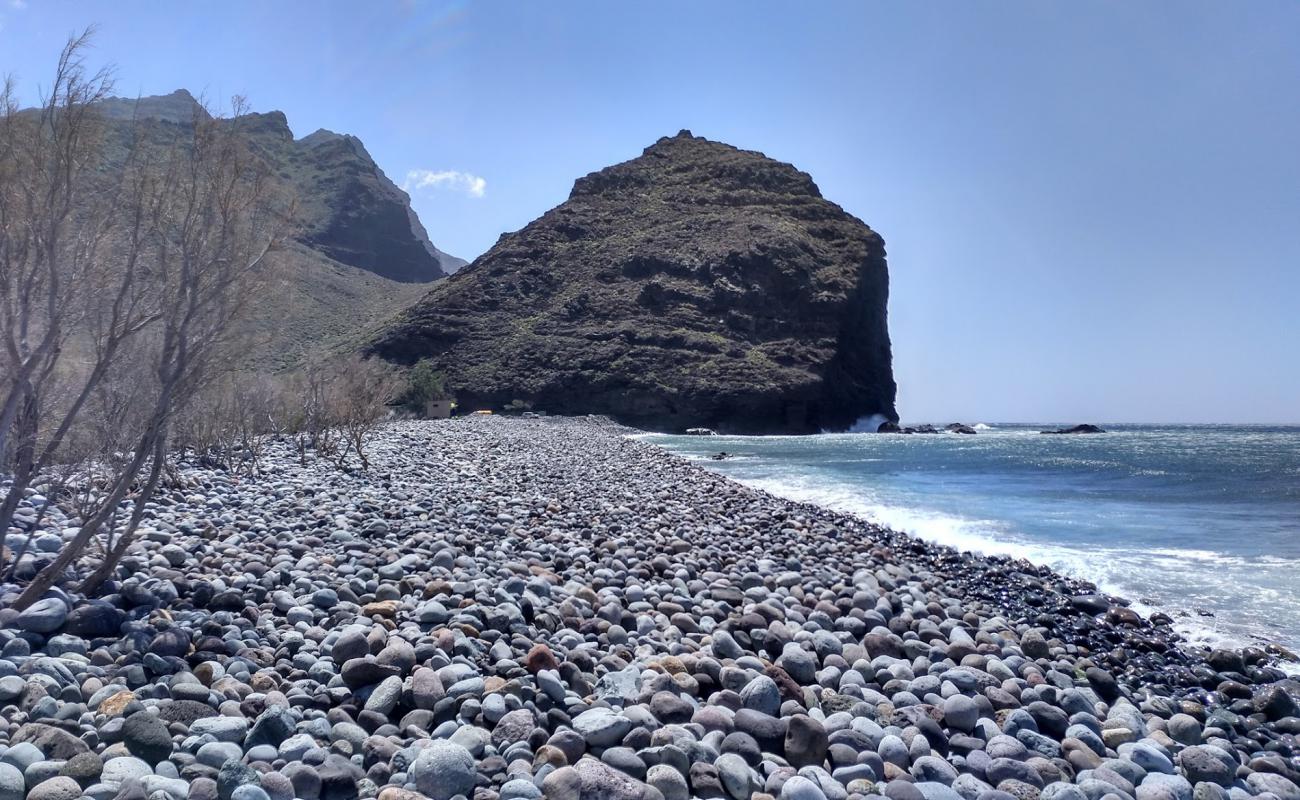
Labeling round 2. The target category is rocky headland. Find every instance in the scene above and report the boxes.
[372,132,897,434]
[0,418,1297,800]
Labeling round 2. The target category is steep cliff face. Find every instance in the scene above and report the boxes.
[98,91,458,282]
[82,91,459,365]
[241,116,457,282]
[372,131,896,433]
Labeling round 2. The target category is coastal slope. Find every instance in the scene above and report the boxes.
[372,131,897,433]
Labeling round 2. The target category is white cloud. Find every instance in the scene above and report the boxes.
[403,169,486,199]
[10,0,26,10]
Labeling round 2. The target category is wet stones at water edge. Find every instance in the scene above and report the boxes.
[0,417,1296,800]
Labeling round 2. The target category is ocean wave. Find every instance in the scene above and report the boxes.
[739,473,1296,655]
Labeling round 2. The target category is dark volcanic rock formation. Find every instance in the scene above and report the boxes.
[372,131,896,433]
[1041,423,1106,434]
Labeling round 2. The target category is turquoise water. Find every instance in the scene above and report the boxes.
[643,424,1300,652]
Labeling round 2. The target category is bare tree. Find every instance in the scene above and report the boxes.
[0,31,124,545]
[326,355,401,471]
[10,76,287,605]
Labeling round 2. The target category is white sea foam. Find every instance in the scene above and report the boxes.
[739,471,1293,657]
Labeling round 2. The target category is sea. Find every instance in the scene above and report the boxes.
[641,423,1300,656]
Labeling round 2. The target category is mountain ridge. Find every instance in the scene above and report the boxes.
[95,90,465,281]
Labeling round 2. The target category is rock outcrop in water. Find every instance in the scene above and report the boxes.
[371,131,896,433]
[1042,424,1106,434]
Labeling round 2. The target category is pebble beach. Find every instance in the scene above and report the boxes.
[0,416,1297,800]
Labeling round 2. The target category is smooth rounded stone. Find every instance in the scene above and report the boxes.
[12,724,89,760]
[27,776,82,800]
[189,777,219,800]
[985,737,1028,762]
[1119,743,1174,775]
[1245,774,1300,800]
[1020,630,1050,659]
[1176,747,1234,787]
[713,631,744,660]
[231,786,272,800]
[953,774,994,800]
[943,695,979,732]
[491,708,535,748]
[601,748,647,781]
[246,707,295,750]
[741,676,782,716]
[1192,784,1228,800]
[1136,774,1192,800]
[650,690,695,724]
[217,760,262,800]
[1041,784,1089,800]
[649,764,690,800]
[410,739,475,800]
[500,777,544,800]
[364,675,404,715]
[573,707,635,748]
[543,766,583,800]
[779,645,818,684]
[570,756,653,800]
[341,658,400,690]
[189,717,249,743]
[449,725,491,758]
[1165,715,1201,747]
[60,751,104,785]
[142,775,191,800]
[716,753,757,799]
[916,783,966,800]
[197,744,245,775]
[0,763,23,800]
[735,709,786,753]
[786,715,829,769]
[122,711,174,764]
[16,597,68,633]
[277,734,316,762]
[912,756,959,786]
[316,754,364,799]
[101,756,153,789]
[26,761,65,787]
[0,675,25,702]
[149,628,191,658]
[410,667,445,710]
[782,775,830,800]
[1,742,45,773]
[879,735,910,768]
[245,744,279,763]
[280,763,320,800]
[1253,684,1300,721]
[987,760,1043,789]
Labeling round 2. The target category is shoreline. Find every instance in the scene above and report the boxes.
[1,416,1297,800]
[636,424,1300,663]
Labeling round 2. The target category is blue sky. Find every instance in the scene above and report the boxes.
[4,1,1298,423]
